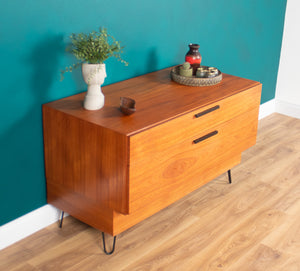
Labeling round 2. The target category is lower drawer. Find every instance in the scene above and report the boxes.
[128,108,259,213]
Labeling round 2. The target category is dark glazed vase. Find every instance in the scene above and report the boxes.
[185,44,202,75]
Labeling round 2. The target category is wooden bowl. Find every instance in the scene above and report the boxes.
[120,97,136,115]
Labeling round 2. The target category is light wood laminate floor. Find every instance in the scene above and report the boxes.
[1,113,299,271]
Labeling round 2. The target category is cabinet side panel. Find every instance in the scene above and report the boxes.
[43,106,129,215]
[47,182,115,235]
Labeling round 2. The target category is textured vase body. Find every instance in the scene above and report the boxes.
[82,63,107,110]
[185,44,202,75]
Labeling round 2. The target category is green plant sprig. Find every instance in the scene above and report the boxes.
[60,27,128,81]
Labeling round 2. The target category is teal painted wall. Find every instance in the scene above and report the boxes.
[0,0,286,225]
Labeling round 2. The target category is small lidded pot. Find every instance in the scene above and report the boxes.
[196,67,207,78]
[179,62,193,77]
[207,67,218,77]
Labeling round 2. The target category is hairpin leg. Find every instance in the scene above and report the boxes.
[102,232,117,255]
[59,211,64,228]
[227,170,232,184]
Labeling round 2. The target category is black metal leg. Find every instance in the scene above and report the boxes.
[59,211,64,228]
[102,232,117,255]
[227,170,232,184]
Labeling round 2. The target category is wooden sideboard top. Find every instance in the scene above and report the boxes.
[44,67,261,136]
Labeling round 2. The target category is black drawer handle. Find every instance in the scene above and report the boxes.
[193,130,218,144]
[195,105,220,118]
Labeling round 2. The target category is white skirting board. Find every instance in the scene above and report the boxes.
[275,99,300,119]
[0,205,67,250]
[258,99,300,120]
[0,99,281,251]
[259,99,275,120]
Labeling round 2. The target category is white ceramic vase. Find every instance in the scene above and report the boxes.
[82,63,107,110]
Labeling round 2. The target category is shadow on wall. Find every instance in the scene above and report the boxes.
[146,47,159,72]
[0,33,65,225]
[129,47,159,79]
[29,33,65,101]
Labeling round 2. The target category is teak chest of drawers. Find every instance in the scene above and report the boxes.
[43,67,261,249]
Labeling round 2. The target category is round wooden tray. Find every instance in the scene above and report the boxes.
[171,65,222,87]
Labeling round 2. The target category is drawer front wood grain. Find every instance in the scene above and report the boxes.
[130,85,261,161]
[129,107,259,213]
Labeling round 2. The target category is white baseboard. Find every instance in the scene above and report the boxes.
[275,99,300,119]
[259,99,276,120]
[0,205,66,250]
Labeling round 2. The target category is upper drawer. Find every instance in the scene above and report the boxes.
[130,85,261,161]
